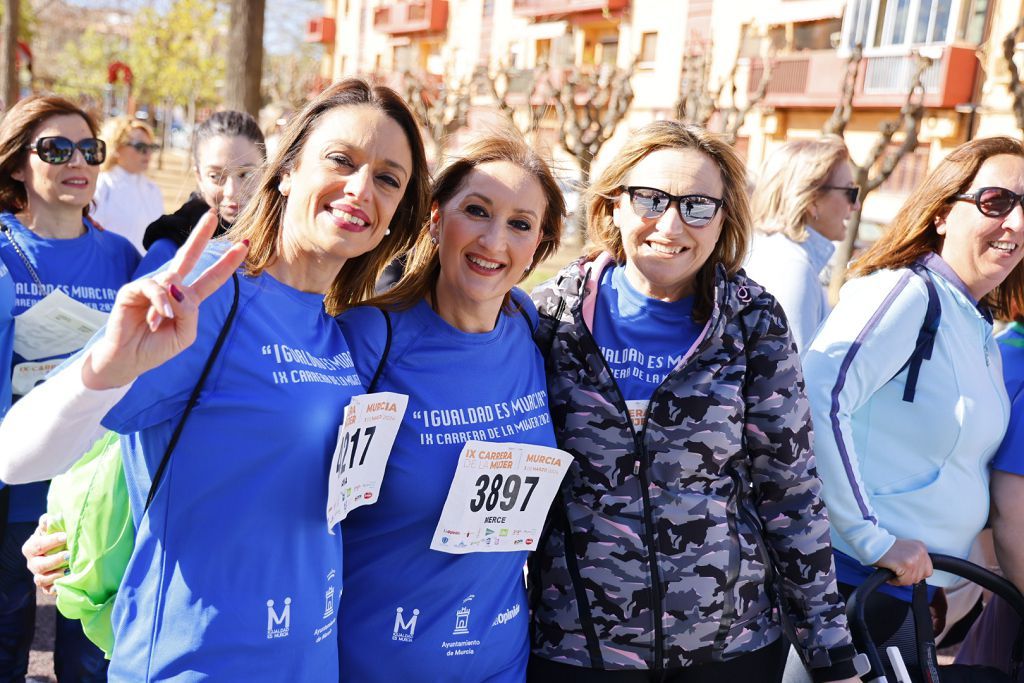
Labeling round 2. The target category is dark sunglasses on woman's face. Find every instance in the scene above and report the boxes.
[125,141,160,154]
[26,136,106,166]
[620,186,724,227]
[951,187,1024,218]
[822,184,860,205]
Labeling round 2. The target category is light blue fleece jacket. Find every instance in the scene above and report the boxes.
[803,253,1009,585]
[745,227,835,352]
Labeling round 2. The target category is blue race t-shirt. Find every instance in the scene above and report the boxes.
[336,292,557,683]
[0,261,14,420]
[0,211,140,522]
[133,237,178,278]
[592,265,702,406]
[100,247,359,682]
[991,322,1024,475]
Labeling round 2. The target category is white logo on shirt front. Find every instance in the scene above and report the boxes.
[324,570,336,619]
[452,595,474,636]
[393,607,419,642]
[266,597,291,639]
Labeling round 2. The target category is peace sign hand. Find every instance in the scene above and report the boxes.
[83,212,249,390]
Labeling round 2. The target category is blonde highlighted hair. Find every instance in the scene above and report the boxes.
[751,136,851,242]
[368,125,565,313]
[851,136,1024,319]
[99,116,156,171]
[224,78,430,315]
[586,120,751,323]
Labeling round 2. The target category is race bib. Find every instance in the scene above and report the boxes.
[12,359,61,397]
[430,440,572,554]
[326,392,408,533]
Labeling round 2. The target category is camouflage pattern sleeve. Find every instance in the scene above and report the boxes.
[742,294,857,672]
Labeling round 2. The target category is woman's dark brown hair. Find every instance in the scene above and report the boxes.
[226,78,430,315]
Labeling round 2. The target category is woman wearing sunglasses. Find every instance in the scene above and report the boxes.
[745,136,858,351]
[91,115,163,253]
[803,137,1024,670]
[528,121,859,683]
[0,79,429,681]
[0,95,140,682]
[135,110,266,276]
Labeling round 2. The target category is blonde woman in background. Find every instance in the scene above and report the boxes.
[91,116,163,251]
[745,137,859,351]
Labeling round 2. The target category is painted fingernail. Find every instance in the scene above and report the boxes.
[62,551,71,562]
[63,568,70,576]
[242,239,250,247]
[169,284,185,302]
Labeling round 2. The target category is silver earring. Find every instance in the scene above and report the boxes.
[430,235,438,245]
[385,228,391,236]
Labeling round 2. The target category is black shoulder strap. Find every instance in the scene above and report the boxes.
[145,272,241,511]
[366,308,392,394]
[900,264,941,403]
[0,218,43,289]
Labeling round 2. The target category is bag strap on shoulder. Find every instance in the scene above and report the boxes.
[144,272,241,511]
[900,263,941,403]
[366,308,392,394]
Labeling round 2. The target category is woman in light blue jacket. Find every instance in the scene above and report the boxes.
[803,137,1024,652]
[745,136,858,351]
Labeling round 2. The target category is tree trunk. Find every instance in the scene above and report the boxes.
[225,0,265,117]
[828,204,863,305]
[0,0,18,111]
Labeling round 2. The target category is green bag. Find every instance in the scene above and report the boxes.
[43,272,241,657]
[47,431,133,658]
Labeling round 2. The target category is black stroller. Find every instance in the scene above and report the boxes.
[847,553,1024,683]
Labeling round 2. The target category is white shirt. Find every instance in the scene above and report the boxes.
[744,227,835,352]
[90,166,163,253]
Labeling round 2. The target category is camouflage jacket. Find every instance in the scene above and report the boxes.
[528,254,856,677]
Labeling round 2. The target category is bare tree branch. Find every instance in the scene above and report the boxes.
[827,51,933,302]
[1002,14,1024,135]
[402,68,471,158]
[823,43,863,137]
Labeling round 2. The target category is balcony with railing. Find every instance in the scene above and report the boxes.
[373,1,448,35]
[746,44,977,110]
[512,0,628,20]
[304,16,336,44]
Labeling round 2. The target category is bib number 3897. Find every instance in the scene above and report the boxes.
[430,441,572,554]
[326,392,408,532]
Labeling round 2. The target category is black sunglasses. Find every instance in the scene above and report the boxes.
[620,186,724,227]
[125,141,160,154]
[950,187,1024,218]
[822,184,860,205]
[27,136,106,166]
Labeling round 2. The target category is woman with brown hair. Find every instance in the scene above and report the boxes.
[528,120,859,682]
[335,127,565,681]
[803,136,1024,673]
[746,136,859,351]
[0,78,429,681]
[0,94,139,682]
[91,116,164,252]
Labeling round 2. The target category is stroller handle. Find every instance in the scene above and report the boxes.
[846,553,1024,682]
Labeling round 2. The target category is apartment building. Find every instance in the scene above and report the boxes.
[307,0,1023,216]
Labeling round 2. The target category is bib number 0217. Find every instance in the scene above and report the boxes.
[336,426,377,474]
[469,474,539,513]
